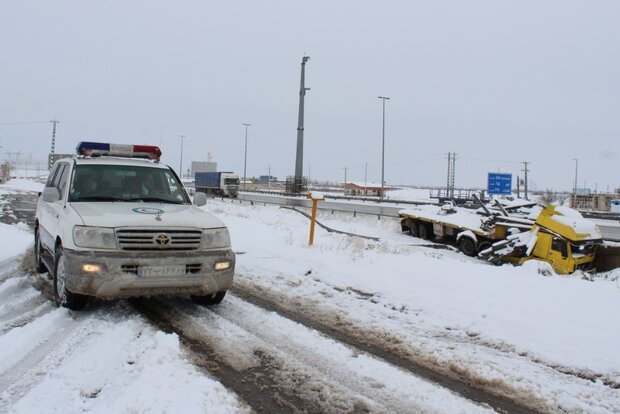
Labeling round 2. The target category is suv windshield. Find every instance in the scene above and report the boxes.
[69,164,190,204]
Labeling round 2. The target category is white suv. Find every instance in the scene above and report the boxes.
[34,142,235,310]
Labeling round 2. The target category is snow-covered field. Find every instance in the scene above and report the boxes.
[1,178,619,412]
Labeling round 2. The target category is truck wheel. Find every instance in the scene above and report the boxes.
[417,223,432,240]
[191,291,227,306]
[477,242,492,255]
[34,227,48,273]
[458,237,477,257]
[53,246,87,310]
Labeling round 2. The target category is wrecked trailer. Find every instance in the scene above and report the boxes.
[399,202,603,275]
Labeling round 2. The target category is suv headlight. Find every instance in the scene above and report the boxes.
[202,228,230,249]
[73,226,117,249]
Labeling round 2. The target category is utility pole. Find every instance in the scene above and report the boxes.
[378,96,390,201]
[294,56,311,193]
[573,158,578,208]
[446,152,456,198]
[521,161,530,200]
[49,119,59,170]
[178,135,185,178]
[516,175,521,198]
[243,123,251,190]
[343,166,348,186]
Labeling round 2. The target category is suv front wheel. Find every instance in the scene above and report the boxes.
[34,227,48,273]
[191,291,227,306]
[54,245,88,310]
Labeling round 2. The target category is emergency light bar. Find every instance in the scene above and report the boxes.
[76,142,162,160]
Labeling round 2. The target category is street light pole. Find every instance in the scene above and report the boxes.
[378,96,390,201]
[294,56,311,193]
[179,135,185,178]
[573,158,578,207]
[364,162,368,195]
[243,123,251,190]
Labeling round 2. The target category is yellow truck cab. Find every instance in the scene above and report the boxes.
[521,205,602,274]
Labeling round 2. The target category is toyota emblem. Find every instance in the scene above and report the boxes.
[154,233,171,247]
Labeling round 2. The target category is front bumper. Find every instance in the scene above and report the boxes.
[62,248,235,299]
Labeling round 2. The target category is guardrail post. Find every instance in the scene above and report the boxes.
[307,192,324,245]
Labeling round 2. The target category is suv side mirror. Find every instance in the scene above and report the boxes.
[42,187,61,202]
[193,192,207,207]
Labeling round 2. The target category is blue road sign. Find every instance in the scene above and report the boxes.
[487,173,512,195]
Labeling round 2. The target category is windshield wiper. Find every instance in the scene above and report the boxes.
[71,196,124,202]
[124,197,184,204]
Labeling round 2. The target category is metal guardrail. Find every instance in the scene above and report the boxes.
[239,189,436,207]
[234,192,620,241]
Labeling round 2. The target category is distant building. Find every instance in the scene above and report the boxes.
[343,182,387,197]
[258,175,278,183]
[571,192,620,212]
[191,161,217,176]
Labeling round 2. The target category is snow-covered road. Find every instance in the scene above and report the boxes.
[0,179,619,413]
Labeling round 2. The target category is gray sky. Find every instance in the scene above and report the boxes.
[1,0,618,192]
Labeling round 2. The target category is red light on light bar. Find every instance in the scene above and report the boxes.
[133,145,162,160]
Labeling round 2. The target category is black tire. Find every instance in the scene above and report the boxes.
[458,237,477,257]
[408,219,418,237]
[53,245,88,310]
[34,227,48,273]
[191,291,227,306]
[477,242,492,255]
[417,222,432,240]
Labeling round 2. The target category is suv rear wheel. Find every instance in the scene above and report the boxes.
[54,245,88,310]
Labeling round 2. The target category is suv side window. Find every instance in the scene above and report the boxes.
[52,164,67,189]
[57,164,70,195]
[46,164,60,187]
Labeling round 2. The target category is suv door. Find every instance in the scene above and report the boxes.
[38,162,70,254]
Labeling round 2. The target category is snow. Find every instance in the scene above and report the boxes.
[0,178,45,194]
[554,205,604,238]
[1,179,619,412]
[400,204,491,234]
[206,198,620,411]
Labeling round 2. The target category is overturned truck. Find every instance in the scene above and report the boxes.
[399,201,603,274]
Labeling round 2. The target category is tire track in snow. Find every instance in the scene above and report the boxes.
[133,297,495,414]
[0,310,85,411]
[132,298,321,414]
[201,295,494,414]
[230,280,541,414]
[0,275,53,335]
[231,277,620,413]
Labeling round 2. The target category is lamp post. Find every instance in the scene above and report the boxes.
[573,158,578,208]
[243,123,251,190]
[378,96,390,201]
[364,162,368,195]
[178,135,185,178]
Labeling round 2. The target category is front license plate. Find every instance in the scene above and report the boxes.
[138,265,186,277]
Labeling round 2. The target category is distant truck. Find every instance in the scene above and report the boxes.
[399,201,603,275]
[195,172,240,197]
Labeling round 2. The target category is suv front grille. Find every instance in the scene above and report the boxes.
[121,264,202,275]
[116,228,202,251]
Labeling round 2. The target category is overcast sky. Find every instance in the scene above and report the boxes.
[1,1,618,191]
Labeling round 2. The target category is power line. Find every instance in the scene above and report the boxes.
[0,121,50,126]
